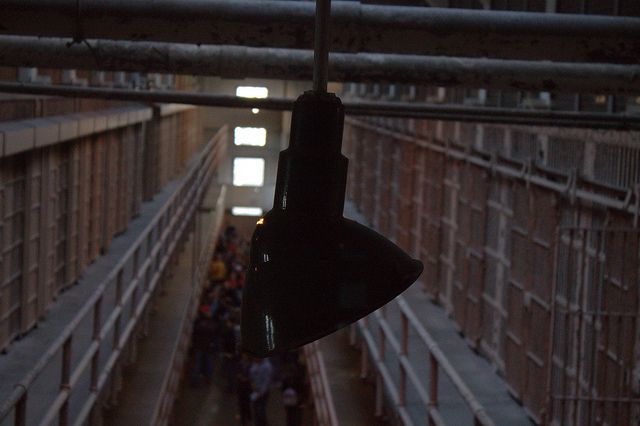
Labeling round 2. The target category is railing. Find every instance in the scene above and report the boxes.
[349,118,639,215]
[304,341,340,426]
[0,127,227,426]
[354,295,494,426]
[151,185,228,425]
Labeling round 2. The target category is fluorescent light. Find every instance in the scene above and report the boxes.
[233,157,265,186]
[232,207,264,217]
[236,86,268,98]
[234,127,267,146]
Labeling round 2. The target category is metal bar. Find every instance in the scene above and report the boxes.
[15,393,26,426]
[1,0,639,63]
[375,372,384,417]
[551,395,640,402]
[115,270,124,306]
[560,228,575,424]
[395,297,494,425]
[598,230,612,423]
[358,320,420,425]
[586,229,604,426]
[1,37,640,95]
[371,300,492,425]
[378,323,386,362]
[399,363,407,406]
[89,296,103,391]
[429,352,438,407]
[0,82,638,131]
[313,0,331,93]
[314,343,340,426]
[614,231,627,426]
[401,312,408,355]
[544,227,561,425]
[59,338,72,426]
[572,229,588,426]
[360,331,369,379]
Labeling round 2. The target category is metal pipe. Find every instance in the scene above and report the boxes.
[1,37,640,95]
[1,0,639,64]
[313,0,331,93]
[0,81,638,130]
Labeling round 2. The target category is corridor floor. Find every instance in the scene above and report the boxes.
[170,355,299,426]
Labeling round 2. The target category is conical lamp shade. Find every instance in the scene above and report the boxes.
[241,91,423,357]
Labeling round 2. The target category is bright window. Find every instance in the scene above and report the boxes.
[233,157,265,186]
[231,207,264,217]
[236,86,268,98]
[234,127,267,146]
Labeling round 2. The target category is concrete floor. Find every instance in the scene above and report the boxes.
[318,329,387,426]
[170,356,293,426]
[160,200,534,426]
[170,332,385,426]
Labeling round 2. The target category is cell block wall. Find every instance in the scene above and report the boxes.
[343,116,640,424]
[0,105,201,352]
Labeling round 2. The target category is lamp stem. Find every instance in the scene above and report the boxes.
[313,0,331,93]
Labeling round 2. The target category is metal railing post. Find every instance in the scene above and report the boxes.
[91,296,102,393]
[401,311,408,355]
[399,364,407,407]
[349,323,357,346]
[59,337,72,426]
[360,339,369,379]
[429,352,439,408]
[375,373,384,417]
[15,394,26,426]
[115,270,124,305]
[378,323,386,362]
[399,311,408,407]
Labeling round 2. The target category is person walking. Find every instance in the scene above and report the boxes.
[236,354,253,425]
[220,316,238,392]
[282,378,302,426]
[208,253,227,286]
[190,306,215,385]
[250,357,273,426]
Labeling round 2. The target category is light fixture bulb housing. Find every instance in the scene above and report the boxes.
[241,91,423,357]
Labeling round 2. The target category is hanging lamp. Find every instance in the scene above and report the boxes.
[240,0,423,357]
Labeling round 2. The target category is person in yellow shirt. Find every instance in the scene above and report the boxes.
[209,253,227,285]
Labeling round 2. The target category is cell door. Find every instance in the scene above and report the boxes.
[481,177,512,371]
[452,162,488,348]
[420,148,445,298]
[548,226,640,426]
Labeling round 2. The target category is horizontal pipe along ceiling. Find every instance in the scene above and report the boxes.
[0,0,639,63]
[0,1,638,127]
[0,37,639,96]
[0,81,638,130]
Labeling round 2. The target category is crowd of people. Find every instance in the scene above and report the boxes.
[189,225,307,426]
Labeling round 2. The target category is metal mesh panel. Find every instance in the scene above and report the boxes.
[483,127,505,155]
[547,137,584,173]
[594,144,640,189]
[511,130,540,162]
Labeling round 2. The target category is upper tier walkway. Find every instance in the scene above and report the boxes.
[343,203,534,426]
